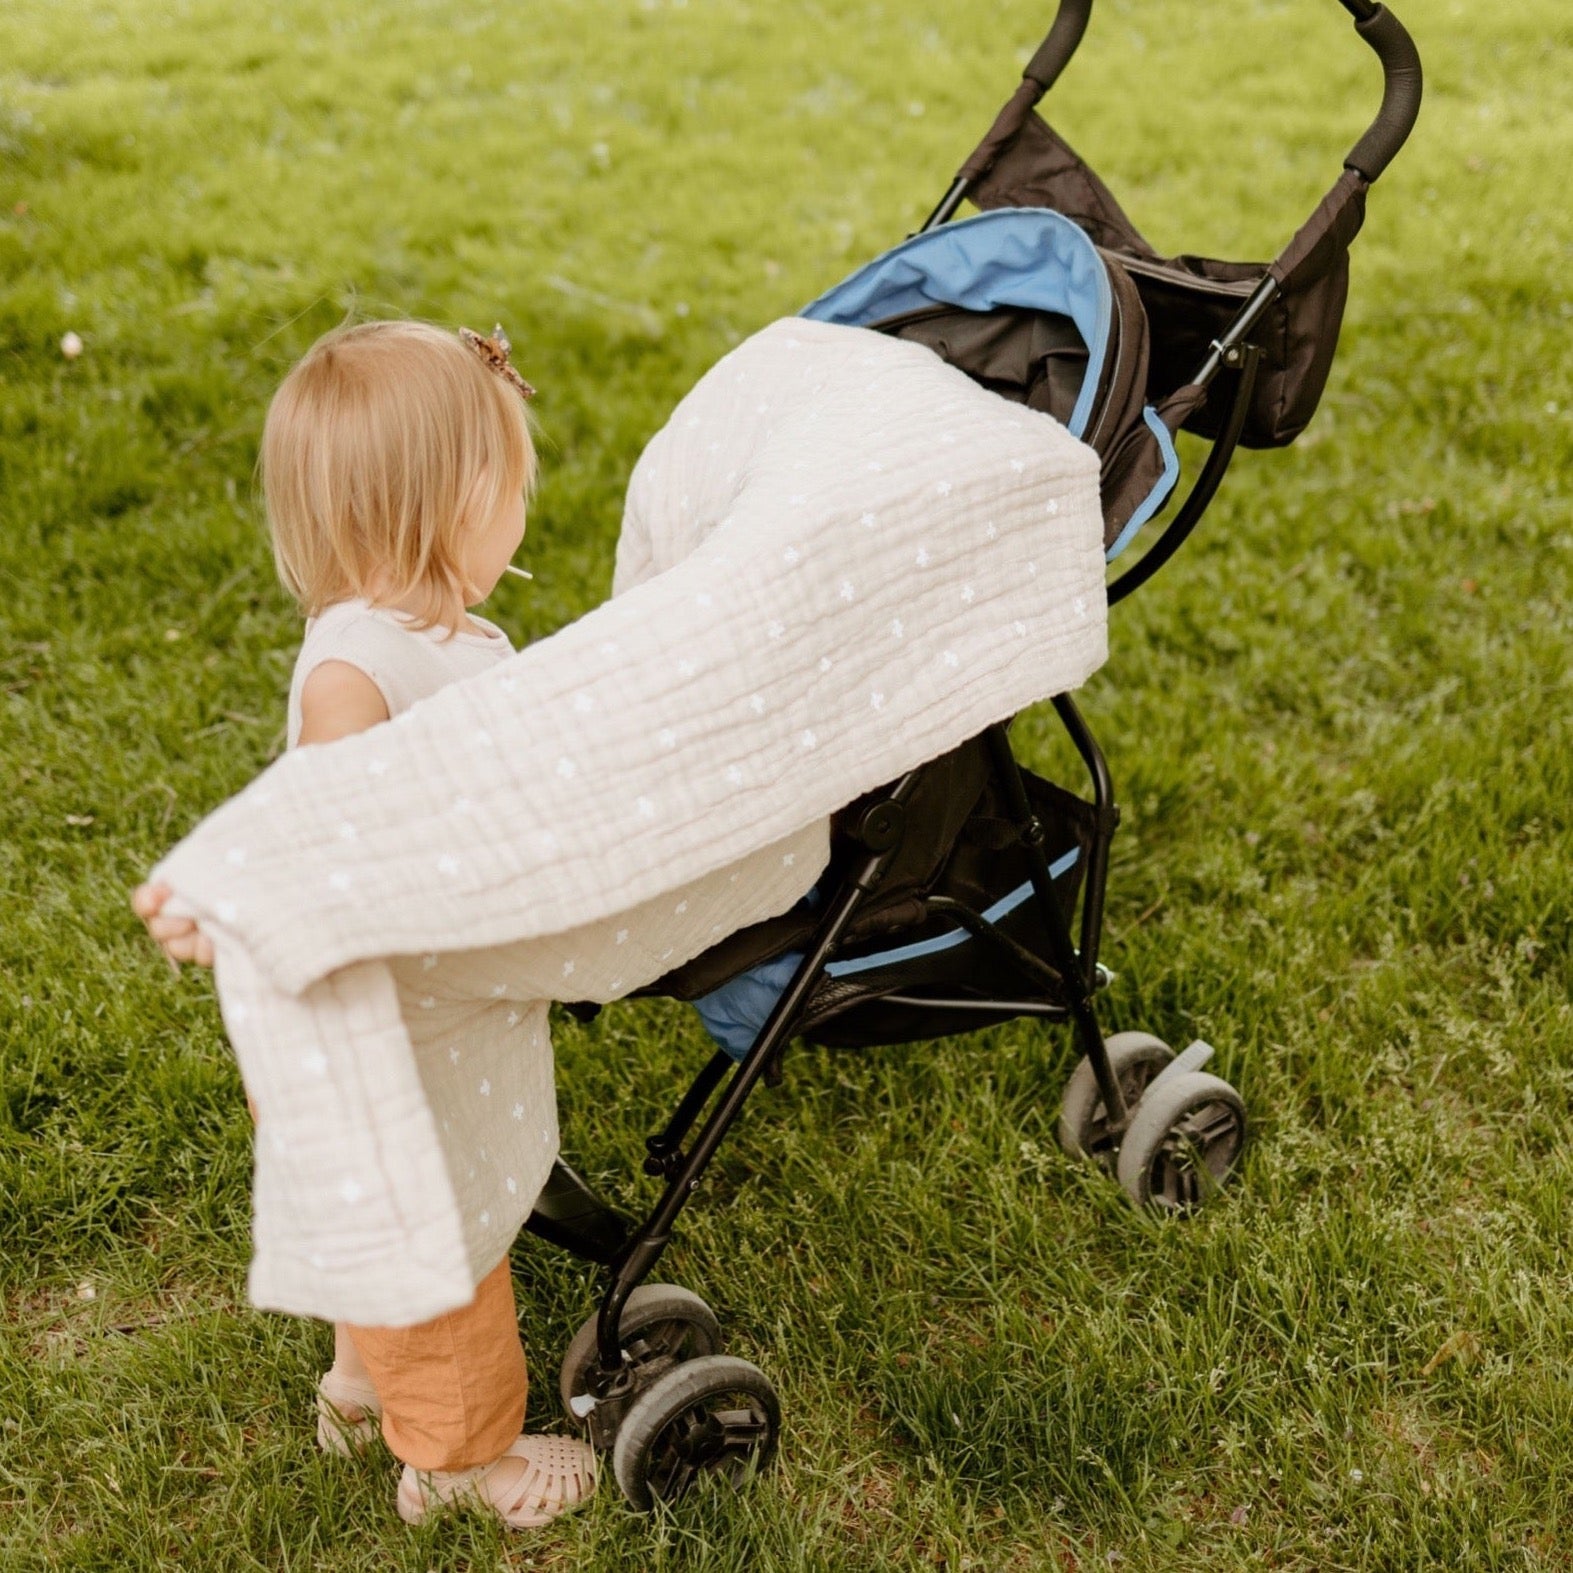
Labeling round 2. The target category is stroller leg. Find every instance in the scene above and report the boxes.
[589,773,922,1391]
[982,719,1129,1129]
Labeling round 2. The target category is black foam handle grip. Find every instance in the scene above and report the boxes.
[1023,0,1093,93]
[1344,4,1423,181]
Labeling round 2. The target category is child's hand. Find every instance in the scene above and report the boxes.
[131,882,215,970]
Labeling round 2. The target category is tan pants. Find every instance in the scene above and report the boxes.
[346,1255,528,1471]
[246,1095,528,1471]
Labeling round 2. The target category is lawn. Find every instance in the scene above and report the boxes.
[2,0,1570,1567]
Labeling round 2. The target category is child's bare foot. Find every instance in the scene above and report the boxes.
[315,1366,383,1456]
[396,1434,597,1529]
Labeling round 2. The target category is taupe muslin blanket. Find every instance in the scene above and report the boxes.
[154,318,1108,1325]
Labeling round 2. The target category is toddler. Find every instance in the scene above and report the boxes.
[132,320,596,1530]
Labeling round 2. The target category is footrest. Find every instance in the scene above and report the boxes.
[524,1160,633,1265]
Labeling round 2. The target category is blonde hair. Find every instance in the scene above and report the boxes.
[261,319,536,629]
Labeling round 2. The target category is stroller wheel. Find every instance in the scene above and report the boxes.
[1115,1070,1247,1213]
[612,1353,781,1511]
[1057,1031,1174,1168]
[559,1284,723,1421]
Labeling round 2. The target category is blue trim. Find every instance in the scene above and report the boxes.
[822,846,1082,979]
[1103,406,1181,562]
[801,209,1112,441]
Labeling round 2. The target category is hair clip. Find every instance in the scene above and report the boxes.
[460,323,536,401]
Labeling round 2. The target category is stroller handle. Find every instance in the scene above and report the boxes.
[1022,0,1093,93]
[1337,1,1423,181]
[1017,1,1420,181]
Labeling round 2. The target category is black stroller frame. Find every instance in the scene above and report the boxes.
[532,0,1423,1508]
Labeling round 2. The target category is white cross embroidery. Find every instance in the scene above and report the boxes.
[225,847,247,866]
[436,855,460,876]
[556,757,577,779]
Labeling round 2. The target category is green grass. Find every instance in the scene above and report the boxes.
[2,0,1570,1566]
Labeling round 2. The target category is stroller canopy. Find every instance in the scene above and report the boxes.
[802,209,1181,559]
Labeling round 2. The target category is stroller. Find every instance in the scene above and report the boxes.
[526,0,1423,1509]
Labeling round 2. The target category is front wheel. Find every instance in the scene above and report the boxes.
[558,1284,722,1421]
[612,1354,781,1510]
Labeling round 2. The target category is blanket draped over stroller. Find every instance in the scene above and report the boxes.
[154,317,1108,1325]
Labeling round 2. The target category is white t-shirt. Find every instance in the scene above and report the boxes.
[286,599,513,748]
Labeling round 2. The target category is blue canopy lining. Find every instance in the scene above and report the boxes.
[800,208,1179,561]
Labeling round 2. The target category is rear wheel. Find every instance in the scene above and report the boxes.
[1057,1030,1174,1167]
[1115,1070,1247,1211]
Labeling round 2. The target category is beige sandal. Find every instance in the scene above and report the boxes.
[396,1433,598,1529]
[315,1366,383,1456]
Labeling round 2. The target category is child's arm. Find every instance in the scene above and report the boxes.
[132,661,391,969]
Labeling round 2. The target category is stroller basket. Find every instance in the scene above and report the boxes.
[654,735,1099,1047]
